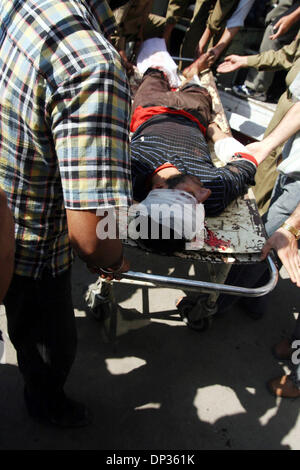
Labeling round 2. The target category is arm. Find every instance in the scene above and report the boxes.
[206,26,240,64]
[50,42,132,277]
[183,26,241,77]
[269,6,300,41]
[246,32,300,71]
[206,121,231,142]
[261,203,300,287]
[208,121,275,167]
[204,159,256,216]
[196,0,246,58]
[111,1,149,76]
[197,27,213,56]
[118,49,135,75]
[66,209,129,277]
[206,0,240,35]
[207,0,255,63]
[0,189,14,302]
[217,31,300,73]
[245,101,300,163]
[249,96,300,286]
[182,50,216,79]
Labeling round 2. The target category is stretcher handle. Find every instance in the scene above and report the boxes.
[117,255,278,297]
[171,56,194,62]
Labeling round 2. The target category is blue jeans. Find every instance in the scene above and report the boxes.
[263,175,300,236]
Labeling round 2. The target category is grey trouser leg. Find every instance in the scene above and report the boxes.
[245,23,279,94]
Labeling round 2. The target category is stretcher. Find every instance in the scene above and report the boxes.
[85,66,278,337]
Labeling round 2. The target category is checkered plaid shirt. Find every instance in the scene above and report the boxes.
[0,0,132,279]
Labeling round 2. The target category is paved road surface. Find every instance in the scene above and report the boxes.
[0,250,299,450]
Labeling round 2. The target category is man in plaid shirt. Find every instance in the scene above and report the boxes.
[0,0,132,427]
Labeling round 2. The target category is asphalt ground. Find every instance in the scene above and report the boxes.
[0,249,299,451]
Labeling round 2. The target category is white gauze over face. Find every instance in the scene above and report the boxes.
[134,189,206,249]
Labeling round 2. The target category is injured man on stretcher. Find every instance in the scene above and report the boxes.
[129,67,266,253]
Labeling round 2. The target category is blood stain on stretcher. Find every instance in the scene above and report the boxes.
[205,228,231,251]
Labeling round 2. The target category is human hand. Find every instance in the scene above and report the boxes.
[182,52,214,79]
[206,121,230,142]
[269,16,294,40]
[261,228,300,287]
[118,50,134,76]
[216,55,247,73]
[206,47,217,64]
[195,27,212,58]
[195,41,205,59]
[88,256,130,281]
[245,141,270,165]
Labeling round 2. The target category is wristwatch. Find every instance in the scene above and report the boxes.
[280,222,300,240]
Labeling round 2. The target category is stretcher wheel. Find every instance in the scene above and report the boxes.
[89,302,110,322]
[176,296,214,331]
[181,313,213,332]
[85,280,112,322]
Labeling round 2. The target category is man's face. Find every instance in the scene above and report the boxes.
[174,175,211,203]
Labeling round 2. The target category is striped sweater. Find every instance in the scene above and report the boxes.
[131,113,256,217]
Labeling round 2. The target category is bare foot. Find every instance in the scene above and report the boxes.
[182,52,213,79]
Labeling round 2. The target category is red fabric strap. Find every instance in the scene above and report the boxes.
[152,162,178,175]
[234,152,258,168]
[130,105,207,136]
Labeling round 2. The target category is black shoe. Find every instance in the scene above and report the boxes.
[24,387,92,428]
[238,296,266,320]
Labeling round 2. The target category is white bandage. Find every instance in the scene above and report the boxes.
[214,137,249,163]
[129,189,206,250]
[136,38,181,89]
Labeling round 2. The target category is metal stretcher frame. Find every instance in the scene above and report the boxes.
[118,255,278,298]
[90,249,277,336]
[86,68,279,334]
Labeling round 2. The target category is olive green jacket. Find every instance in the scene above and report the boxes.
[109,0,154,51]
[247,32,300,89]
[166,0,240,34]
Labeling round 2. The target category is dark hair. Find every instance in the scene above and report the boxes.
[163,173,189,189]
[134,215,186,255]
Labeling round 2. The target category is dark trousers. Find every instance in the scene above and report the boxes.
[218,174,300,313]
[3,268,77,401]
[132,69,212,129]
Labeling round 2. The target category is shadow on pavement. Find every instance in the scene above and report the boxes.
[0,257,299,450]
